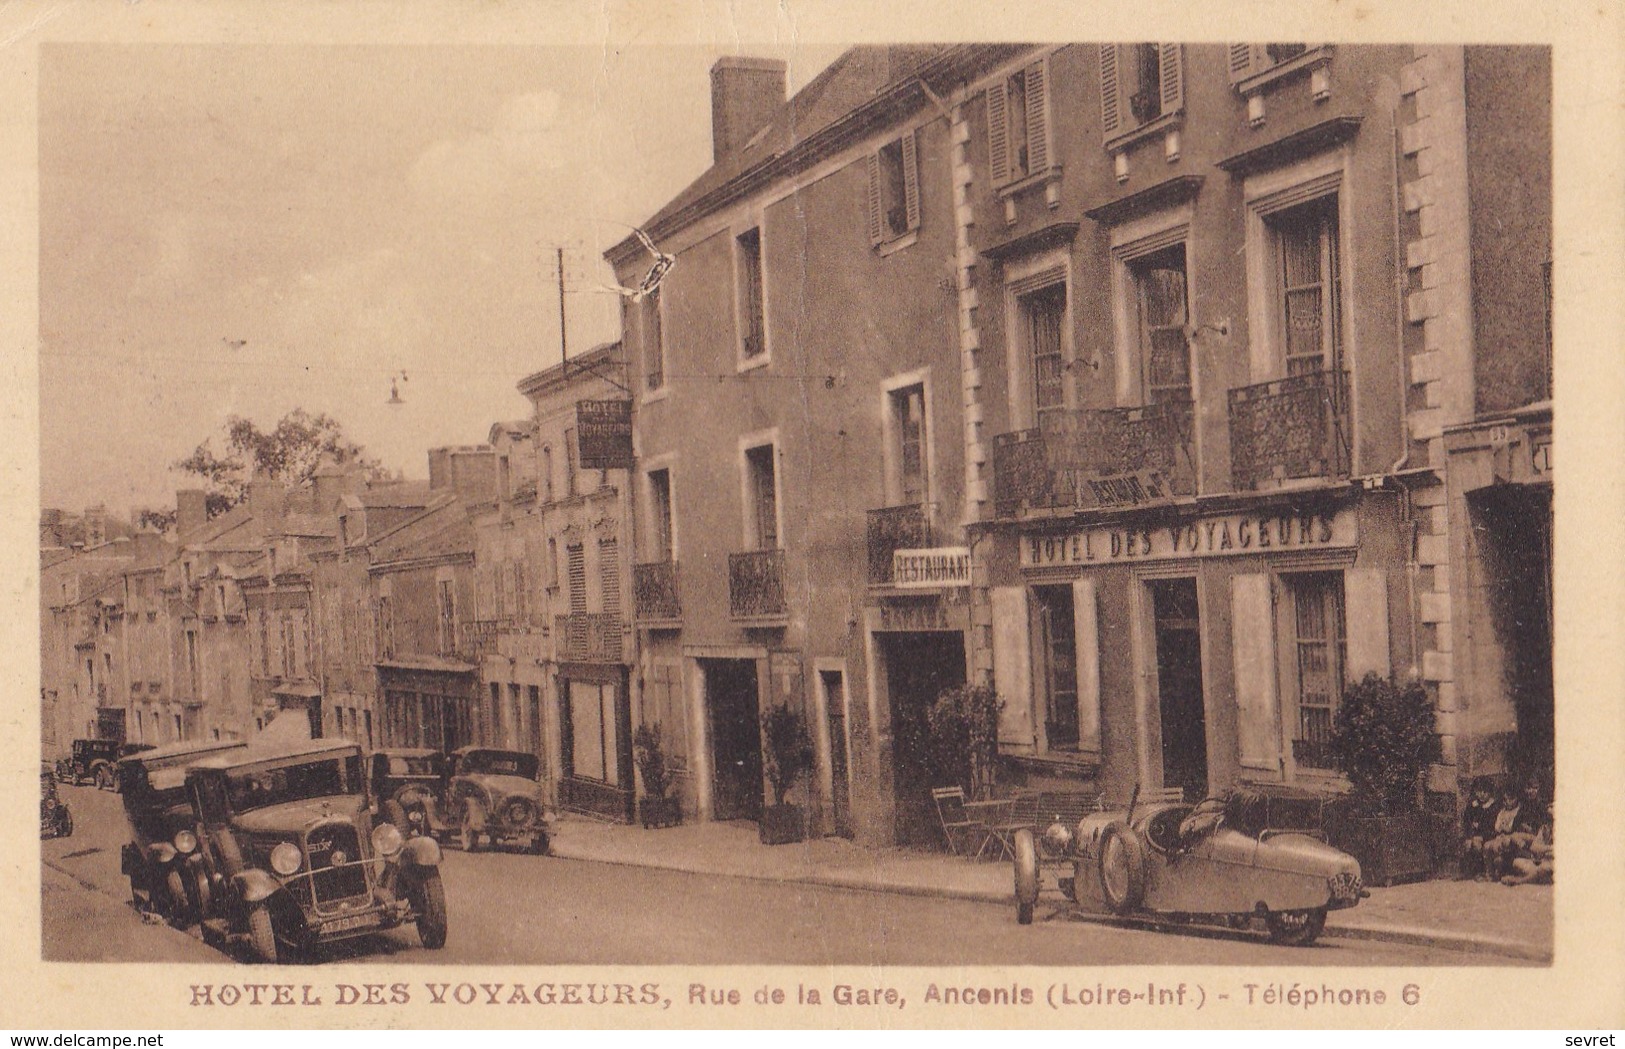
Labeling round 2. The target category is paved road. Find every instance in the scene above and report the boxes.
[43,783,1520,966]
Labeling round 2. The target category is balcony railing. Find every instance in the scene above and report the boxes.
[991,400,1195,519]
[867,505,934,585]
[554,613,624,663]
[1228,369,1350,490]
[728,548,788,622]
[633,561,682,623]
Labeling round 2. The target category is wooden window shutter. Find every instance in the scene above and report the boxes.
[902,131,920,231]
[1230,572,1283,773]
[1024,59,1049,173]
[991,586,1035,746]
[1099,44,1121,141]
[1229,44,1264,84]
[1071,577,1101,754]
[986,79,1010,186]
[1158,43,1184,115]
[1343,568,1391,680]
[865,153,883,245]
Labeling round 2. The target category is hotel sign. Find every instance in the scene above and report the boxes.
[891,546,972,588]
[575,400,634,470]
[1021,509,1356,568]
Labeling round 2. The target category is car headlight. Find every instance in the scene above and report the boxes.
[371,822,404,858]
[1041,821,1075,857]
[269,842,303,876]
[173,829,198,855]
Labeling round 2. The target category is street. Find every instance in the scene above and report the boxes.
[43,783,1519,967]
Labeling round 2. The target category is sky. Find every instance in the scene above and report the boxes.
[38,38,846,517]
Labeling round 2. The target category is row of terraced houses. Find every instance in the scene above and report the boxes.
[42,43,1553,848]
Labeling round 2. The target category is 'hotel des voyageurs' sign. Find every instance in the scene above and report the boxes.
[1021,508,1357,568]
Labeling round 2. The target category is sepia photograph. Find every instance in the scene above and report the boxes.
[9,0,1623,1032]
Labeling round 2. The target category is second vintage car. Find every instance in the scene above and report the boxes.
[117,737,247,925]
[443,747,551,854]
[186,738,448,963]
[368,748,449,840]
[1013,785,1366,946]
[56,738,153,790]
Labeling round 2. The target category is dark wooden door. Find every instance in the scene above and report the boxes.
[705,659,763,821]
[1152,578,1207,801]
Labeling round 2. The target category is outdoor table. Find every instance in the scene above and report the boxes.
[962,797,1020,860]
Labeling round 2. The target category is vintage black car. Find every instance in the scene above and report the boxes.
[444,747,550,854]
[56,738,154,790]
[186,738,447,963]
[117,738,247,925]
[368,748,449,839]
[40,767,73,839]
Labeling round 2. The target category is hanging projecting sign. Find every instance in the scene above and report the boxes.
[575,400,634,470]
[1021,508,1357,568]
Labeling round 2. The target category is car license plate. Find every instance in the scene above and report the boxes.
[324,913,379,934]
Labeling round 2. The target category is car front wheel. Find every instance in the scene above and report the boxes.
[1096,822,1148,915]
[1013,828,1039,925]
[165,869,191,926]
[409,873,448,949]
[1265,907,1327,947]
[246,903,278,964]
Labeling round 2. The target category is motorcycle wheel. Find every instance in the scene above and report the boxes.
[1012,828,1040,925]
[1265,908,1327,947]
[1096,822,1148,915]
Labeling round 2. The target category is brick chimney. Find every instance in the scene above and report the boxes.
[710,56,787,163]
[176,489,208,538]
[311,464,359,513]
[246,477,286,530]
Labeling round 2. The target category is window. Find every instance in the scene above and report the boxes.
[526,686,542,756]
[563,430,577,497]
[648,468,674,562]
[745,444,778,549]
[566,543,587,613]
[436,579,457,656]
[563,679,622,786]
[867,133,920,244]
[546,537,560,590]
[1100,44,1184,141]
[1288,572,1346,770]
[1133,244,1192,403]
[540,446,554,502]
[1034,585,1078,748]
[1020,283,1068,422]
[281,614,296,676]
[1271,195,1342,376]
[186,630,200,698]
[890,384,927,504]
[1229,43,1317,83]
[598,537,621,619]
[377,596,394,660]
[988,59,1050,186]
[644,287,665,390]
[737,228,765,359]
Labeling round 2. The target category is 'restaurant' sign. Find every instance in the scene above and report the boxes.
[1021,509,1356,568]
[891,547,972,588]
[575,400,634,470]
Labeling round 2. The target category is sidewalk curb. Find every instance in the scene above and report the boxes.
[551,843,1551,962]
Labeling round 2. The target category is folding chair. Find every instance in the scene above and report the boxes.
[931,786,990,857]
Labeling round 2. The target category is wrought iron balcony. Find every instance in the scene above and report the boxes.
[633,561,682,623]
[866,505,934,585]
[728,548,788,622]
[1228,369,1350,490]
[991,400,1196,519]
[554,613,624,663]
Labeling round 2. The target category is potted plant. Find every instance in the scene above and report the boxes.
[1328,672,1442,885]
[633,722,681,829]
[758,703,814,845]
[925,683,1003,800]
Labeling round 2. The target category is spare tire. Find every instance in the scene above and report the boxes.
[1096,821,1148,915]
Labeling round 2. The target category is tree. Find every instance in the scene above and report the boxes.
[174,409,383,518]
[136,508,177,534]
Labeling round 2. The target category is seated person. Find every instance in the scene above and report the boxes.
[1484,779,1542,878]
[1174,787,1269,851]
[1502,804,1554,886]
[1459,776,1500,880]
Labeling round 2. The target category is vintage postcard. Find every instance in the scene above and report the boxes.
[4,0,1622,1031]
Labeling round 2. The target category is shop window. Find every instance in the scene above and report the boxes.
[867,132,920,245]
[1271,195,1343,377]
[563,679,622,786]
[1287,572,1346,770]
[988,59,1050,186]
[1100,44,1184,141]
[737,228,766,360]
[1133,243,1192,403]
[1034,585,1079,748]
[744,443,779,550]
